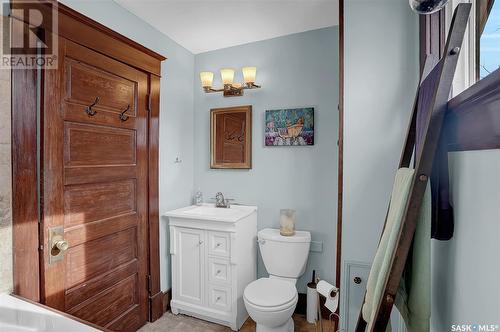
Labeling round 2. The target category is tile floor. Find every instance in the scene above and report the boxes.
[138,312,336,332]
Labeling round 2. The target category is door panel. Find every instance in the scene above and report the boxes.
[107,306,142,332]
[64,39,141,119]
[66,59,137,117]
[176,228,205,306]
[68,273,138,325]
[65,228,138,288]
[64,122,137,167]
[65,260,138,310]
[65,213,138,247]
[64,179,136,226]
[64,165,137,186]
[41,37,149,331]
[63,103,138,131]
[215,112,246,164]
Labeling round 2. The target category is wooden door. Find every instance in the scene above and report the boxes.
[175,227,205,306]
[41,36,150,331]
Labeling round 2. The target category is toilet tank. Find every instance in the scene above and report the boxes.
[258,228,311,279]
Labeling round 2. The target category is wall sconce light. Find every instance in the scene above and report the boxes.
[200,67,261,97]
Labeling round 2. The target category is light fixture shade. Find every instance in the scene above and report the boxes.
[200,71,214,88]
[242,66,257,84]
[220,68,235,85]
[409,0,449,14]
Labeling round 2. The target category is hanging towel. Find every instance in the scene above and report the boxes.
[395,181,431,332]
[362,168,415,328]
[362,168,431,332]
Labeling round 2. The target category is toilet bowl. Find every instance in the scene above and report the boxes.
[244,229,311,332]
[244,278,298,332]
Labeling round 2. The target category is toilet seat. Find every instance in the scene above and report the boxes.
[244,278,297,311]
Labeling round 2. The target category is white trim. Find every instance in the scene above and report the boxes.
[340,260,407,332]
[445,0,477,96]
[340,260,370,332]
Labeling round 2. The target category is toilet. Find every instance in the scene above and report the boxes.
[243,228,311,332]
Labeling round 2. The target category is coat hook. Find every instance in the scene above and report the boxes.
[85,96,100,117]
[119,104,130,122]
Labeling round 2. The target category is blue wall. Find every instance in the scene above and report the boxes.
[342,0,419,265]
[431,151,500,330]
[54,1,339,294]
[340,1,419,329]
[59,0,195,292]
[193,27,339,292]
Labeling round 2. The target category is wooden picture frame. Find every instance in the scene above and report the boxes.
[210,105,252,169]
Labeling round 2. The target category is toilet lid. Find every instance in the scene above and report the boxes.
[244,278,297,308]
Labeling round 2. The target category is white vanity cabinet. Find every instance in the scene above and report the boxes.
[166,204,257,331]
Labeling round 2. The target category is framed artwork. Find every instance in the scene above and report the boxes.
[265,107,314,146]
[210,105,252,169]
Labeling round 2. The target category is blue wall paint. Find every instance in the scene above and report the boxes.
[340,2,419,330]
[193,27,339,292]
[342,0,419,263]
[59,0,195,291]
[431,151,500,328]
[53,2,339,294]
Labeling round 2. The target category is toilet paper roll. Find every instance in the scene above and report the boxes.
[316,280,339,313]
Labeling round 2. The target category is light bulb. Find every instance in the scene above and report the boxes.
[220,68,235,85]
[199,71,214,88]
[242,66,257,84]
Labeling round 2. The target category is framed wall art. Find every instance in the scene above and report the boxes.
[265,107,314,146]
[210,105,252,169]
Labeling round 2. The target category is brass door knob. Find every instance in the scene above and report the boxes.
[54,240,69,251]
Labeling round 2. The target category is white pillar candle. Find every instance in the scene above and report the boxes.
[280,209,296,236]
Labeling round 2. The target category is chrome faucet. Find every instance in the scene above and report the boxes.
[215,192,231,208]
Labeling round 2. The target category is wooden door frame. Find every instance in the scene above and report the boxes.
[10,0,166,323]
[335,0,344,327]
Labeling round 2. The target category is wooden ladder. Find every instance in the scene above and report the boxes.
[355,4,471,331]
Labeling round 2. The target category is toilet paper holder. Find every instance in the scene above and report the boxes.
[316,279,339,298]
[316,280,339,315]
[325,288,338,297]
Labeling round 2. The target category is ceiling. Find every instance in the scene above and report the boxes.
[114,0,338,54]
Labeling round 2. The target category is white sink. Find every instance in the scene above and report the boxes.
[165,203,257,223]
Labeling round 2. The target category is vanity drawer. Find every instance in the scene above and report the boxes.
[208,284,232,312]
[208,231,230,257]
[208,257,231,285]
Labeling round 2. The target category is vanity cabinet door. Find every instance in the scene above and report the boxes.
[175,227,206,306]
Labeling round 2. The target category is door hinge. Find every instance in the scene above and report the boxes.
[39,244,44,251]
[147,94,152,112]
[147,275,152,293]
